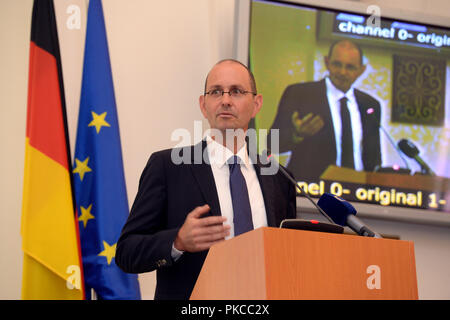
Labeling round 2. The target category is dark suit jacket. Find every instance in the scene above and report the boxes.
[115,141,297,300]
[269,79,381,181]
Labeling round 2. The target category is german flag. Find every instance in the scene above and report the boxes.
[21,0,84,299]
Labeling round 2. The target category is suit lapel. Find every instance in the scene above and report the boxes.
[253,160,278,228]
[189,140,222,217]
[355,89,370,123]
[354,89,372,170]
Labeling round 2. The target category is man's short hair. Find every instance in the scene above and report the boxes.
[327,40,364,66]
[204,59,257,94]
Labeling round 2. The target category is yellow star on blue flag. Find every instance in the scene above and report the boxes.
[88,111,110,133]
[78,204,95,228]
[98,241,116,265]
[73,157,92,181]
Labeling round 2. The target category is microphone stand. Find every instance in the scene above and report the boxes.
[265,152,335,224]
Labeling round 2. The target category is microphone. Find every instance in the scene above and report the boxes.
[317,193,382,238]
[263,149,337,226]
[397,139,435,176]
[365,108,411,172]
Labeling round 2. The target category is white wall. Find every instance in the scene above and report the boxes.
[1,0,449,300]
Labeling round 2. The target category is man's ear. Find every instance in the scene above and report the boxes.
[358,64,367,77]
[252,94,263,118]
[199,94,207,118]
[324,56,329,69]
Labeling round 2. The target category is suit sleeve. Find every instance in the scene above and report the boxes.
[372,100,382,169]
[269,84,300,153]
[116,152,178,274]
[284,166,298,219]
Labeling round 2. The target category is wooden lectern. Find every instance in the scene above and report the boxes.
[190,227,418,300]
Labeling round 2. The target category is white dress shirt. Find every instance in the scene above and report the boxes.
[171,136,267,259]
[206,136,267,239]
[325,77,364,171]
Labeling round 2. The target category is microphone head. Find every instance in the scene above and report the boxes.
[397,139,419,158]
[317,193,356,226]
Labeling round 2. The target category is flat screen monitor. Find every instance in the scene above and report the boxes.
[235,0,450,225]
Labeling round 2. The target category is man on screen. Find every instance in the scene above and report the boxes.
[116,59,296,300]
[270,40,382,181]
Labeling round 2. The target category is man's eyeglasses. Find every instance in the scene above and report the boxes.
[204,88,257,99]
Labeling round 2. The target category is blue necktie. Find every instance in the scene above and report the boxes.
[228,155,253,236]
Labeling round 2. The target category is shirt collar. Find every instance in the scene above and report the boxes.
[325,76,356,103]
[206,135,250,169]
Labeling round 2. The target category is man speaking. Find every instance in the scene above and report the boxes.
[270,40,382,181]
[116,59,297,300]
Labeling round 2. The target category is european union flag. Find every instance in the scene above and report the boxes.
[73,0,141,300]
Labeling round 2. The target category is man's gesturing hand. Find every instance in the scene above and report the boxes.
[174,204,231,253]
[291,111,324,143]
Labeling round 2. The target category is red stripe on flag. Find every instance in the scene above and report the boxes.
[26,41,69,170]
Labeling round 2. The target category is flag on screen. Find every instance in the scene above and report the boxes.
[21,0,85,300]
[73,0,141,300]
